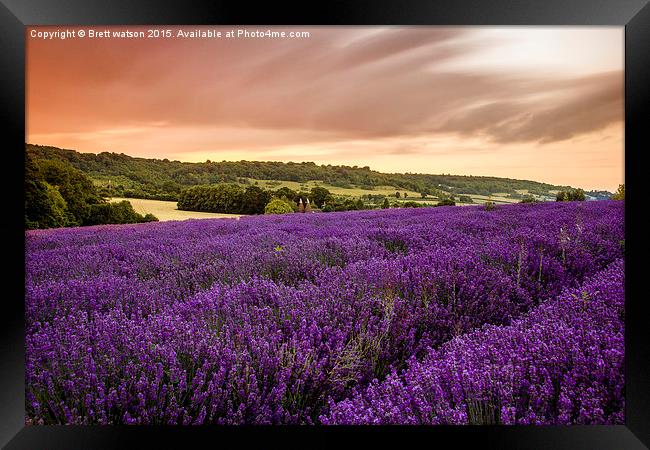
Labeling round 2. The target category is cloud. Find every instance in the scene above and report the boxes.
[27,26,622,150]
[439,71,623,144]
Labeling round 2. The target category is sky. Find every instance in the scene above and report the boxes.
[26,26,624,191]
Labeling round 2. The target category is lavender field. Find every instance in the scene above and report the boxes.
[25,201,625,425]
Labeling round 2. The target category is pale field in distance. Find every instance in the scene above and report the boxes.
[110,198,241,222]
[249,179,423,198]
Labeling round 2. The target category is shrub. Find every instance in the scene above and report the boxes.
[556,189,586,202]
[437,198,456,207]
[85,201,159,225]
[264,199,295,214]
[177,184,246,214]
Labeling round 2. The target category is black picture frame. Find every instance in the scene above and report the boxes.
[1,0,648,448]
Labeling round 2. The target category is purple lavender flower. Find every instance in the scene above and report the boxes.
[25,201,624,424]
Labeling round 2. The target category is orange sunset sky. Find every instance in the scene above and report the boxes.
[26,26,624,191]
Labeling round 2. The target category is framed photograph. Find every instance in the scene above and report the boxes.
[2,0,648,448]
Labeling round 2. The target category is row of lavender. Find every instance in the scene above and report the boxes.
[323,259,624,424]
[25,201,624,424]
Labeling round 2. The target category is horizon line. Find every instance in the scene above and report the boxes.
[26,142,618,192]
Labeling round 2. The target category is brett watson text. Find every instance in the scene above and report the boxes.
[29,28,311,40]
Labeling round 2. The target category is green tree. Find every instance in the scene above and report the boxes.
[275,187,298,201]
[382,198,390,209]
[241,185,272,214]
[177,184,246,214]
[25,152,63,229]
[42,182,68,227]
[25,150,160,228]
[556,189,585,202]
[161,180,180,194]
[264,199,294,214]
[570,189,586,201]
[310,186,332,208]
[85,201,159,225]
[36,159,102,225]
[437,198,456,207]
[611,184,625,200]
[395,192,401,199]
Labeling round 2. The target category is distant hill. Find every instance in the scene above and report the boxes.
[585,190,614,200]
[26,144,575,201]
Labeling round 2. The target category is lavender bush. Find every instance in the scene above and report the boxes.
[25,201,624,424]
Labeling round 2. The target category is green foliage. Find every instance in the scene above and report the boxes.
[360,194,387,204]
[556,189,586,202]
[611,184,625,201]
[264,199,295,215]
[27,144,575,200]
[275,187,298,202]
[484,201,496,211]
[395,192,401,198]
[320,197,367,213]
[382,198,390,209]
[458,195,474,204]
[25,152,68,229]
[42,182,68,227]
[177,184,248,214]
[402,201,425,208]
[36,159,103,225]
[436,198,456,207]
[241,186,272,215]
[310,186,332,208]
[84,201,160,226]
[25,151,157,229]
[519,196,539,204]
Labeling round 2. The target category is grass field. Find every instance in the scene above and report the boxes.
[98,176,554,207]
[110,198,241,221]
[248,179,424,198]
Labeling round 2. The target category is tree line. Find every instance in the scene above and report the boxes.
[27,144,575,201]
[555,189,586,202]
[25,152,158,229]
[177,183,461,215]
[178,185,334,214]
